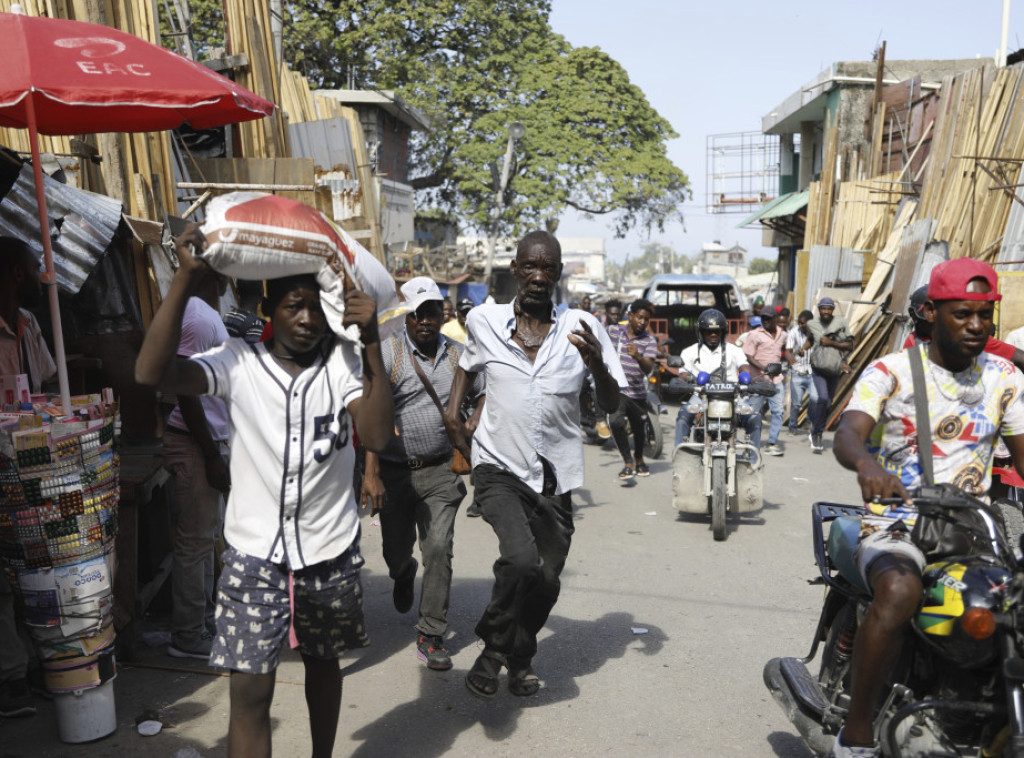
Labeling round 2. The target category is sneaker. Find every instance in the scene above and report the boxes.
[416,635,453,671]
[830,730,880,757]
[811,433,824,453]
[635,463,651,477]
[763,444,783,457]
[465,501,482,518]
[595,420,612,439]
[0,679,36,718]
[618,465,635,480]
[788,426,799,436]
[393,558,418,614]
[168,631,213,660]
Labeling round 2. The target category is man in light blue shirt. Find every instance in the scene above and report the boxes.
[445,231,626,699]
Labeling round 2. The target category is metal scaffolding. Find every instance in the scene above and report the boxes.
[706,131,781,214]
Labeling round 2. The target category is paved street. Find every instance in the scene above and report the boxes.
[3,411,864,757]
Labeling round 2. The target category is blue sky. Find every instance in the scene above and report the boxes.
[548,0,1016,263]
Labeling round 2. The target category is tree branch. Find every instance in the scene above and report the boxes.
[565,198,612,215]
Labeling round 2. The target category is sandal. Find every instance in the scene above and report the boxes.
[507,664,540,697]
[465,650,505,699]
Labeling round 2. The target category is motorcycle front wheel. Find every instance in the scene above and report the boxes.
[643,410,664,460]
[711,456,727,541]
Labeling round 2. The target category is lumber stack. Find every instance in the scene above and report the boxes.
[917,65,1024,260]
[223,0,289,159]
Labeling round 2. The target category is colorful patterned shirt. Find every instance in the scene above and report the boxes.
[845,345,1024,519]
[606,323,658,400]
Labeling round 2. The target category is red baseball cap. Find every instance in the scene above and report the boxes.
[927,258,1002,302]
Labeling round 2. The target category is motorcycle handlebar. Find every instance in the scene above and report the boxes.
[747,382,777,397]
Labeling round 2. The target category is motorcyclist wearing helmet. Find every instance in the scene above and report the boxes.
[673,309,759,447]
[903,284,1024,370]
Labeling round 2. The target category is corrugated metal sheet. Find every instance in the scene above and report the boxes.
[998,191,1024,271]
[0,161,122,294]
[738,190,809,227]
[288,117,356,174]
[803,245,865,312]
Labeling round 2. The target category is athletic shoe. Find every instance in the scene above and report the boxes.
[830,730,880,757]
[393,558,418,614]
[465,502,482,518]
[595,420,612,439]
[0,679,35,718]
[788,426,799,436]
[416,635,453,671]
[811,434,824,453]
[635,463,651,477]
[618,466,635,480]
[168,631,214,660]
[763,444,783,456]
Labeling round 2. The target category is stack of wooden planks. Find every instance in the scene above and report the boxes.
[917,65,1024,260]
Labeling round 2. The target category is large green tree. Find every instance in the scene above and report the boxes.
[180,1,690,237]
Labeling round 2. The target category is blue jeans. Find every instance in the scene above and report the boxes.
[749,381,785,446]
[788,372,816,429]
[675,407,762,448]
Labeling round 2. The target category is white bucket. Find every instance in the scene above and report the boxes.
[53,675,117,743]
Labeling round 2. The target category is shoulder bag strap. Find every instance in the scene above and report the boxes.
[907,345,934,486]
[407,346,445,414]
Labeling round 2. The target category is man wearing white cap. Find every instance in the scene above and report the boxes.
[361,277,484,672]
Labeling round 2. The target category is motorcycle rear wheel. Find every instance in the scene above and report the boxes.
[711,456,727,541]
[643,410,664,460]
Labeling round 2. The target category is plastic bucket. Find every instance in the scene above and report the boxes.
[54,675,117,743]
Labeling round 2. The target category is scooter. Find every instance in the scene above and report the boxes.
[668,359,779,541]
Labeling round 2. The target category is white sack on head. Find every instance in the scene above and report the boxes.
[197,191,399,341]
[199,192,346,279]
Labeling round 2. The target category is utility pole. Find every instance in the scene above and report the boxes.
[483,121,526,290]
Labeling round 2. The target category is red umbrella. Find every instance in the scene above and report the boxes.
[0,9,275,413]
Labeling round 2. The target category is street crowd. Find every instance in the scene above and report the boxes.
[7,219,1024,758]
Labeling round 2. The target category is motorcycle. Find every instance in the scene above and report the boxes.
[579,381,665,460]
[764,485,1024,757]
[668,359,779,541]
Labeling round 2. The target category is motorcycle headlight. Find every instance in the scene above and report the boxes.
[707,400,733,419]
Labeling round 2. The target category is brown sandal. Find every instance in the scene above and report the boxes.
[507,664,540,696]
[465,650,505,699]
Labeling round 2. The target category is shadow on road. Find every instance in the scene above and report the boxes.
[766,729,816,757]
[347,611,665,758]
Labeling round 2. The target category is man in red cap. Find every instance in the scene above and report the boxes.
[826,258,1024,757]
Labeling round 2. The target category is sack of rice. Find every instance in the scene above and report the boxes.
[198,192,399,339]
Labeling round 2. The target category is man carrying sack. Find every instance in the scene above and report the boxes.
[361,277,484,671]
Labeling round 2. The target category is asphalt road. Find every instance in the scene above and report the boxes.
[3,414,866,757]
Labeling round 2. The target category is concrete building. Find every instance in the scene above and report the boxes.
[743,58,988,296]
[314,89,430,251]
[695,241,748,278]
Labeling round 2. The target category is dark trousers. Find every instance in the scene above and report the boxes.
[810,369,841,436]
[609,395,646,464]
[379,460,466,636]
[472,464,575,665]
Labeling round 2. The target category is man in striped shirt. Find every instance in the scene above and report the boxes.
[606,299,658,478]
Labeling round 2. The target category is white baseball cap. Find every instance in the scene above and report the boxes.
[400,276,444,315]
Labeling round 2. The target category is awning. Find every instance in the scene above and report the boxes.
[738,190,810,228]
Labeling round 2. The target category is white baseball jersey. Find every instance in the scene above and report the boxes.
[192,337,364,569]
